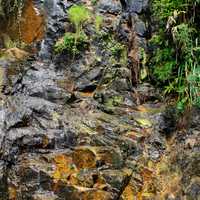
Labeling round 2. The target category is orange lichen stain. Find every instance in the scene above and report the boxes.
[155,158,182,199]
[82,190,112,200]
[158,176,181,200]
[53,154,77,183]
[8,186,17,200]
[141,167,154,182]
[121,184,135,200]
[19,0,44,43]
[79,91,94,97]
[72,148,96,169]
[135,151,183,200]
[136,192,143,200]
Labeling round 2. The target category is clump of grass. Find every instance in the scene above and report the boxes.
[54,32,88,55]
[95,15,103,33]
[68,5,91,41]
[54,5,91,56]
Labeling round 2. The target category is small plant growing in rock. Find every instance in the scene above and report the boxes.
[54,32,88,55]
[95,15,103,33]
[101,35,128,66]
[110,42,125,57]
[68,5,91,42]
[54,5,91,55]
[140,48,148,80]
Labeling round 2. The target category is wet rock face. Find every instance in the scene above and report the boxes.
[39,0,66,60]
[128,0,149,13]
[0,0,199,200]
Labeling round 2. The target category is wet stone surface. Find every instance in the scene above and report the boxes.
[0,0,199,200]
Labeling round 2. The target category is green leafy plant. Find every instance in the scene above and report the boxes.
[149,0,200,112]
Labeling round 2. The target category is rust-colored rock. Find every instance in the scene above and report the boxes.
[121,184,135,200]
[53,154,77,183]
[19,0,44,43]
[1,0,44,45]
[72,146,123,170]
[72,147,96,169]
[81,189,113,200]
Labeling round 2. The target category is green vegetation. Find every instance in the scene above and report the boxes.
[101,35,127,66]
[95,15,103,33]
[68,5,91,41]
[149,0,200,111]
[54,32,88,55]
[111,42,127,66]
[110,42,125,57]
[105,95,124,108]
[140,48,148,80]
[152,0,200,21]
[54,5,105,56]
[91,0,98,5]
[54,5,91,55]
